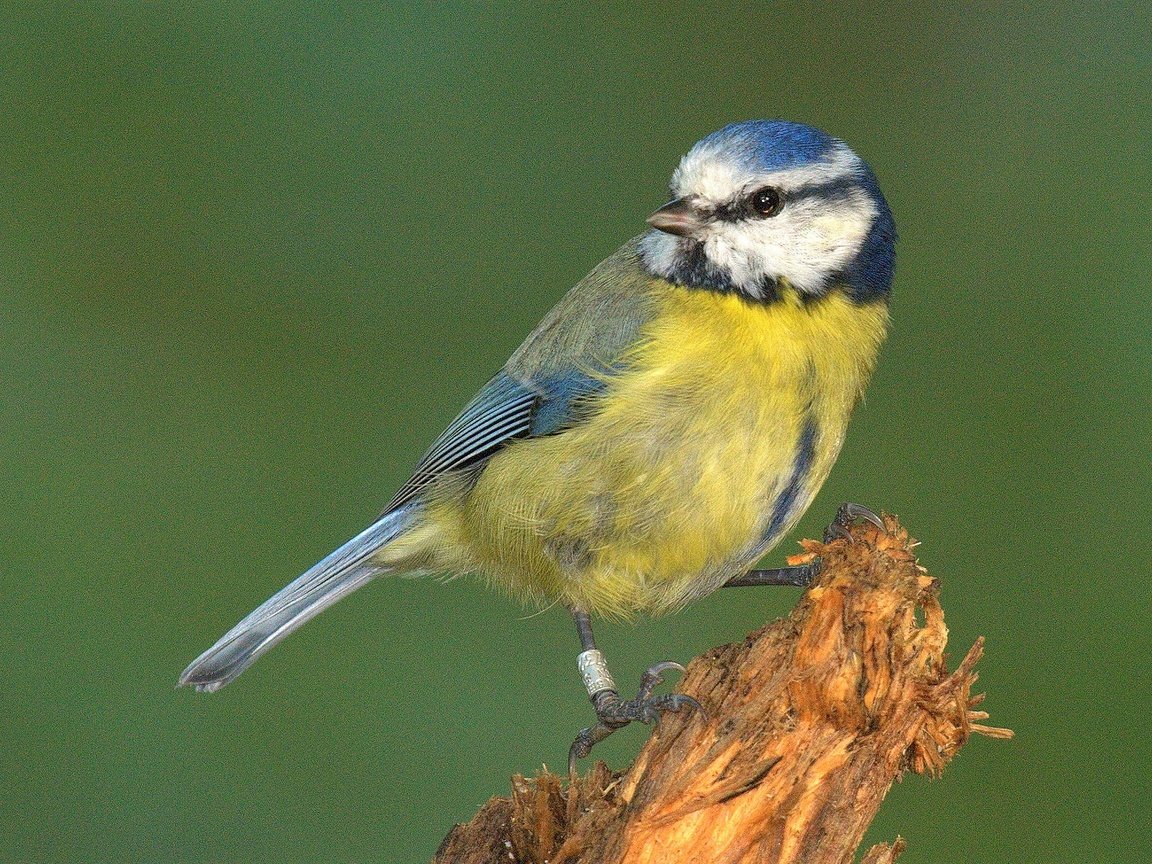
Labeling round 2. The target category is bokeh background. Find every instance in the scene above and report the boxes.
[3,3,1149,861]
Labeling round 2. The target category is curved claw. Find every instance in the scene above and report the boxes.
[840,502,885,531]
[637,660,687,701]
[642,692,705,727]
[569,727,594,776]
[668,693,704,716]
[657,693,704,721]
[825,502,886,543]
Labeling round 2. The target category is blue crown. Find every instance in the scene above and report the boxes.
[694,120,842,173]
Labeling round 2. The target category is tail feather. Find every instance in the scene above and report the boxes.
[179,507,417,692]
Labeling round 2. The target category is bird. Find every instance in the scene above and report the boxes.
[180,119,896,768]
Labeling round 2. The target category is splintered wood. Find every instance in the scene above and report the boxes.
[434,516,1012,864]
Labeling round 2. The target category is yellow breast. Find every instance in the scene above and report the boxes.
[393,282,888,617]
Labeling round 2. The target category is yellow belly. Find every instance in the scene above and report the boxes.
[386,284,887,617]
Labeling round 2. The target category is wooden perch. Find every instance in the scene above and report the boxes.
[434,516,1012,864]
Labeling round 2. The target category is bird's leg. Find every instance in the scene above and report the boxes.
[723,502,885,590]
[723,562,819,588]
[567,609,702,775]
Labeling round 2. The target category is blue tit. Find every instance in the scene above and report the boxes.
[181,119,896,765]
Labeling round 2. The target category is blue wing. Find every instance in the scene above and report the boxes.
[385,236,659,514]
[385,368,605,511]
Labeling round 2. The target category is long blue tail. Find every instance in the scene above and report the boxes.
[179,507,417,692]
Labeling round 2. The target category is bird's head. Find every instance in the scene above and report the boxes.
[639,120,895,302]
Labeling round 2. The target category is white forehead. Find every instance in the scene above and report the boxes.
[671,139,864,204]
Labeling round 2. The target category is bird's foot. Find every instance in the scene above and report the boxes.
[723,503,887,590]
[568,661,702,774]
[823,501,886,543]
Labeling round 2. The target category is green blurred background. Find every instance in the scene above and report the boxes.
[2,3,1148,861]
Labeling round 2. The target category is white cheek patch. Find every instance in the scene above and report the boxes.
[695,191,877,295]
[809,208,875,265]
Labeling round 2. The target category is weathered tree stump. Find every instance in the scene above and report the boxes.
[435,516,1012,863]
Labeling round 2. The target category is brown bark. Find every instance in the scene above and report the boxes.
[434,516,1012,864]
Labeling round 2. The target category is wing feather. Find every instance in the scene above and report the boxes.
[386,372,537,510]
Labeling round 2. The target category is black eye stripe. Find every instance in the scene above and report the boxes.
[711,201,745,222]
[787,176,860,202]
[708,176,861,222]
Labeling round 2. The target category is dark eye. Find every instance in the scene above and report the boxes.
[749,186,783,217]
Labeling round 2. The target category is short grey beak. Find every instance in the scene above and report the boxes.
[646,197,704,237]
